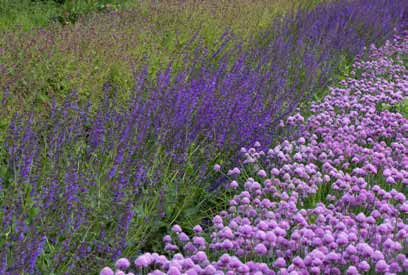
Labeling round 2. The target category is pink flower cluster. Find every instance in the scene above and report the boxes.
[101,34,408,275]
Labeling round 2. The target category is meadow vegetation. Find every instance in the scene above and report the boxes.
[0,0,407,274]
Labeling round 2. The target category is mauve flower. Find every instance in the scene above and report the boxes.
[213,215,223,224]
[204,264,217,274]
[325,252,340,263]
[179,232,190,242]
[375,260,389,273]
[386,176,396,184]
[310,266,320,274]
[227,167,241,176]
[134,255,151,268]
[258,170,267,177]
[192,236,206,247]
[213,164,221,172]
[346,266,359,275]
[358,261,370,272]
[163,235,172,243]
[383,239,395,250]
[165,243,179,251]
[192,251,208,263]
[383,169,392,177]
[115,258,130,270]
[193,225,203,234]
[172,225,182,234]
[222,239,233,249]
[274,257,286,268]
[254,243,268,255]
[100,267,114,275]
[373,250,385,261]
[271,168,280,176]
[168,266,181,275]
[336,232,348,246]
[356,243,374,257]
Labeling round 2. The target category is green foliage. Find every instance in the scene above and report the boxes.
[0,0,127,30]
[400,98,408,118]
[378,98,408,118]
[0,0,326,129]
[0,0,59,31]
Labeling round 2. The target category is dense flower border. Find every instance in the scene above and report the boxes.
[101,33,408,275]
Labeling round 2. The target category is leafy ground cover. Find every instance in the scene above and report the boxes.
[0,0,408,274]
[0,0,136,31]
[0,0,328,122]
[100,31,408,275]
[0,0,323,32]
[1,0,399,121]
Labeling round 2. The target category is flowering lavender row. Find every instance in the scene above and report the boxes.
[100,33,408,275]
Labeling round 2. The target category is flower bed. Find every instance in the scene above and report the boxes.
[101,33,408,275]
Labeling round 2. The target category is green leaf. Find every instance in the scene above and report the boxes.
[28,206,40,220]
[38,93,50,104]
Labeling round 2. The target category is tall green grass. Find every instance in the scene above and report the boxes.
[0,0,131,31]
[0,0,324,32]
[0,0,327,127]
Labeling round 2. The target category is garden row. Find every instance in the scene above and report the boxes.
[1,0,408,274]
[101,32,408,275]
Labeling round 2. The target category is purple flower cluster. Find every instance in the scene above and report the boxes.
[101,33,408,275]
